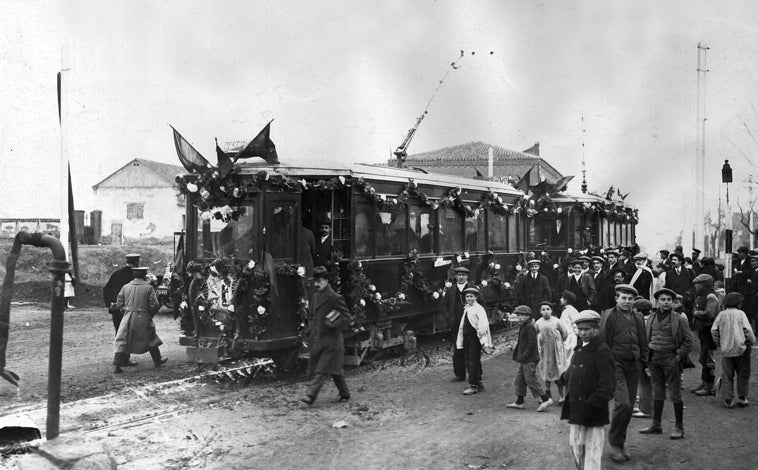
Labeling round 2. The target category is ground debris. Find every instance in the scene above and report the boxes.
[332,420,348,428]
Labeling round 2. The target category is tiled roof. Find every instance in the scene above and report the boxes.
[406,141,542,163]
[92,158,185,189]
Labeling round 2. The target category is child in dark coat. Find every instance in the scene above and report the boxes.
[506,305,553,411]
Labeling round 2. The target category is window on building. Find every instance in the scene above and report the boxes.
[127,203,145,220]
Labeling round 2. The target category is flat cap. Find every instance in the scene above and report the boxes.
[653,287,677,299]
[737,246,749,253]
[574,310,601,326]
[692,273,714,284]
[131,266,149,273]
[453,266,470,274]
[723,292,744,308]
[462,286,480,297]
[311,265,329,280]
[633,253,648,260]
[513,305,532,316]
[668,252,684,261]
[527,259,541,266]
[614,284,638,296]
[633,299,653,310]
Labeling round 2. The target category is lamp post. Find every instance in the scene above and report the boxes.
[722,159,733,291]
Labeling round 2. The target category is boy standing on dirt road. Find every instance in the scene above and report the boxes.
[506,305,553,412]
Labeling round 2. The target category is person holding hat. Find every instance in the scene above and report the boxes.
[313,217,334,268]
[565,258,597,311]
[638,288,694,439]
[711,292,756,408]
[456,286,493,395]
[630,253,654,302]
[691,273,720,396]
[442,266,475,382]
[535,301,568,402]
[506,306,554,412]
[598,283,647,462]
[301,266,354,405]
[664,252,695,320]
[560,310,615,470]
[112,266,167,373]
[515,259,552,319]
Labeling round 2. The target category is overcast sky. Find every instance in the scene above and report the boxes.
[2,0,758,253]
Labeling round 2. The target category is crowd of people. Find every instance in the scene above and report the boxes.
[446,244,756,468]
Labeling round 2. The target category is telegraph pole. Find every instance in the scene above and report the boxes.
[695,42,709,254]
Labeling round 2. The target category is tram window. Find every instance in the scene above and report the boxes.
[439,208,463,253]
[270,204,295,260]
[197,204,257,260]
[377,205,407,256]
[465,210,486,252]
[354,201,372,257]
[508,214,518,251]
[488,213,507,251]
[409,204,433,254]
[529,216,568,248]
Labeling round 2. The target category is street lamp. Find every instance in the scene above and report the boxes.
[722,159,733,290]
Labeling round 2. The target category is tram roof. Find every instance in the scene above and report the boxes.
[234,159,525,196]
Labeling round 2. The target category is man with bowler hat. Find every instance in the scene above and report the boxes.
[301,266,353,405]
[664,252,695,320]
[442,266,474,381]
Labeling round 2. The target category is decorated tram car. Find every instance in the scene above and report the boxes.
[174,159,638,367]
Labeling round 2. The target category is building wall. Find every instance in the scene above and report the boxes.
[94,186,184,240]
[0,219,60,238]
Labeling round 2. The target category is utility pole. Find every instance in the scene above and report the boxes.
[695,42,709,254]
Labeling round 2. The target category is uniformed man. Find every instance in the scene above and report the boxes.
[442,266,475,381]
[515,259,552,319]
[591,255,611,311]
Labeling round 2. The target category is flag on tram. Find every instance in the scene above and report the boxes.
[233,121,279,164]
[515,166,533,194]
[551,175,574,193]
[170,125,212,173]
[215,140,234,178]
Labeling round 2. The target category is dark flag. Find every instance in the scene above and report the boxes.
[515,166,534,194]
[605,185,615,200]
[474,167,485,180]
[173,233,184,275]
[551,175,575,193]
[170,125,212,173]
[233,121,279,164]
[215,139,234,178]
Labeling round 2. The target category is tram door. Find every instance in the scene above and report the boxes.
[263,192,301,337]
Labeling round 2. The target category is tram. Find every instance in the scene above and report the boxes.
[173,158,638,367]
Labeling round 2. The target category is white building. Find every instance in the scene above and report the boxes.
[93,158,185,242]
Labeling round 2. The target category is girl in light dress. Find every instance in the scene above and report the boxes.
[535,301,569,402]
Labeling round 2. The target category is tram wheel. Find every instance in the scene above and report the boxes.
[270,348,300,371]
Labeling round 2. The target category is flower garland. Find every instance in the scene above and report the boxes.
[574,201,639,224]
[478,191,509,215]
[354,177,402,210]
[176,169,249,222]
[438,187,475,217]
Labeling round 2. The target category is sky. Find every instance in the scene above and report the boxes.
[2,0,758,254]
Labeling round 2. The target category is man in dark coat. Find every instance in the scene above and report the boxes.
[514,259,552,319]
[313,217,333,268]
[591,255,612,311]
[629,253,654,300]
[561,309,616,469]
[441,266,474,381]
[566,258,597,311]
[599,283,648,463]
[301,266,353,405]
[664,252,695,319]
[104,253,140,332]
[733,246,753,302]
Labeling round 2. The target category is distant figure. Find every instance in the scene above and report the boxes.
[64,272,76,309]
[104,253,140,367]
[313,217,333,267]
[112,266,167,374]
[711,292,755,408]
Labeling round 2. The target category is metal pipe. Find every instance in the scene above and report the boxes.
[0,231,69,440]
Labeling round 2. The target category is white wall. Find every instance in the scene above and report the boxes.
[94,186,184,240]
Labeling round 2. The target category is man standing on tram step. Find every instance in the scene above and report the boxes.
[104,253,140,367]
[112,266,167,373]
[638,288,693,440]
[664,252,695,320]
[598,283,647,463]
[301,266,354,405]
[313,217,333,268]
[515,259,552,319]
[566,258,597,311]
[630,253,654,301]
[443,266,475,382]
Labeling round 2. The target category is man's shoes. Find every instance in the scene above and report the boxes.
[694,385,714,396]
[736,397,750,407]
[639,424,663,434]
[690,382,707,393]
[462,386,478,395]
[334,394,350,402]
[124,361,138,367]
[670,426,685,440]
[113,366,123,374]
[621,448,632,460]
[632,411,653,418]
[536,398,553,412]
[724,399,735,408]
[557,394,565,404]
[154,358,168,367]
[505,402,524,409]
[300,395,314,406]
[608,445,626,463]
[476,383,485,392]
[450,376,466,382]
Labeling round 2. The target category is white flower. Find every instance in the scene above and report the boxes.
[379,194,386,201]
[180,301,188,309]
[489,262,495,268]
[553,263,559,269]
[257,305,267,315]
[504,282,511,289]
[338,176,345,185]
[529,199,535,206]
[300,179,308,188]
[432,291,440,299]
[212,171,220,179]
[297,266,306,277]
[543,208,548,212]
[432,203,439,210]
[463,252,470,259]
[198,305,205,311]
[228,304,235,312]
[369,284,376,292]
[186,183,198,193]
[557,207,562,213]
[375,293,382,300]
[445,281,453,289]
[516,264,522,271]
[494,263,501,270]
[481,280,488,287]
[397,293,405,300]
[247,260,256,269]
[567,248,573,254]
[200,188,210,199]
[457,256,463,263]
[359,299,366,307]
[219,186,226,192]
[541,251,547,256]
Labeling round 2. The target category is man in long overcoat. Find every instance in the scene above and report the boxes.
[664,252,695,319]
[302,266,353,405]
[515,259,552,319]
[112,266,167,373]
[104,253,140,332]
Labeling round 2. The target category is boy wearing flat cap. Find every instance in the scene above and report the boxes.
[456,286,493,395]
[561,310,615,470]
[442,266,475,382]
[507,306,553,412]
[566,259,597,311]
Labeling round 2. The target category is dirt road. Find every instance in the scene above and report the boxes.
[2,304,757,469]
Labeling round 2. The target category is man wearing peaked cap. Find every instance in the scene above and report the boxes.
[564,258,597,311]
[591,256,611,312]
[733,246,754,314]
[598,281,647,462]
[443,265,475,382]
[515,258,552,319]
[630,253,654,302]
